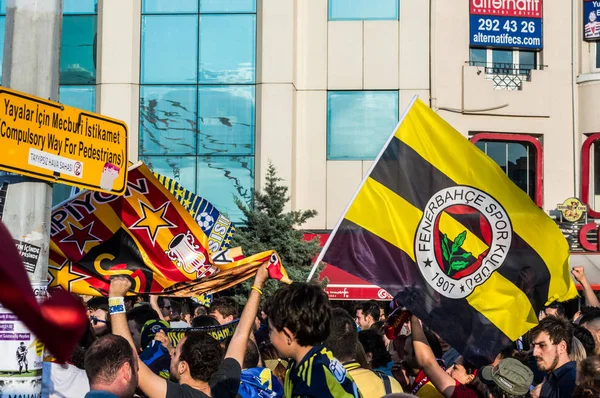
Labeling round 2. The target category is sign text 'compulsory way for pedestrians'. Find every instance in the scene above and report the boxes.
[0,87,128,195]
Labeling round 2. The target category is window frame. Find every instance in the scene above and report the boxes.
[470,133,543,207]
[581,134,600,218]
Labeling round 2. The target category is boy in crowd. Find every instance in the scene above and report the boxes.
[264,283,361,398]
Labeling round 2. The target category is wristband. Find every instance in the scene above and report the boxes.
[108,297,125,314]
[251,286,263,295]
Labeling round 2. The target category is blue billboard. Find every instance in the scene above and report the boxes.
[470,15,543,50]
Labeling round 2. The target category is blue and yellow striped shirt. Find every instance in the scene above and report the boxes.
[283,345,361,398]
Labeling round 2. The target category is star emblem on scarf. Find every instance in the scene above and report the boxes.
[48,260,89,291]
[129,201,176,245]
[60,222,101,255]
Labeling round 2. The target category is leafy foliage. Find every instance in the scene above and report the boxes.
[230,162,324,304]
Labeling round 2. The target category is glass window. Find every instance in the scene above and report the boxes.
[475,139,537,202]
[200,0,256,13]
[469,48,486,67]
[0,1,4,15]
[519,51,536,70]
[329,0,398,21]
[198,85,254,155]
[143,0,198,14]
[199,14,256,84]
[596,43,600,70]
[140,156,197,191]
[52,183,74,207]
[64,0,97,14]
[61,15,96,84]
[141,15,198,84]
[60,86,96,112]
[197,156,254,223]
[327,91,399,160]
[139,86,197,156]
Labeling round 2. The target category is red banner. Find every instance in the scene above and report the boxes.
[470,0,542,18]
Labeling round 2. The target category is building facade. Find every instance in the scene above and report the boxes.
[3,1,600,271]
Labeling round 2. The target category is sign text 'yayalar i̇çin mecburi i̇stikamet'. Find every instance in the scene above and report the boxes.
[0,98,124,167]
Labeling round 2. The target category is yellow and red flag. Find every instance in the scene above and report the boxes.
[49,162,284,296]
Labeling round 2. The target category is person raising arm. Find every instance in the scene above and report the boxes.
[108,262,270,398]
[410,316,485,398]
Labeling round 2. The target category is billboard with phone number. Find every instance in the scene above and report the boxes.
[470,0,543,50]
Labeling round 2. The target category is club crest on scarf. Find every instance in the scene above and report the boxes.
[165,231,217,279]
[415,186,512,299]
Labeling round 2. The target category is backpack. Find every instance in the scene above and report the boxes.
[373,370,392,395]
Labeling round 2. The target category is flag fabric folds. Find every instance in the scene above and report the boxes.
[49,162,280,297]
[155,173,236,254]
[321,98,577,366]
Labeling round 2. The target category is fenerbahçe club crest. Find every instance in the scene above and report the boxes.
[415,186,512,299]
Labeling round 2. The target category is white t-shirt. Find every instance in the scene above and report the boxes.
[42,362,90,398]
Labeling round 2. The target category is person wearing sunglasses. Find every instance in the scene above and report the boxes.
[87,297,111,337]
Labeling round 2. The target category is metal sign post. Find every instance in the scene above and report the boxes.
[0,0,61,396]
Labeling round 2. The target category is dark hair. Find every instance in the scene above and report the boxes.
[126,305,159,332]
[530,316,574,353]
[210,297,240,319]
[181,301,192,316]
[243,340,260,369]
[358,329,391,368]
[545,302,566,318]
[456,357,487,398]
[192,315,220,328]
[179,331,224,382]
[574,325,596,357]
[578,308,600,327]
[486,384,531,398]
[370,320,386,334]
[578,356,600,390]
[70,321,97,369]
[84,334,136,385]
[325,308,358,362]
[423,328,444,359]
[195,305,208,316]
[572,386,600,398]
[264,283,331,347]
[87,297,109,311]
[359,301,380,323]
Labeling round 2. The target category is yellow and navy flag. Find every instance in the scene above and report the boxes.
[320,98,577,366]
[49,162,283,297]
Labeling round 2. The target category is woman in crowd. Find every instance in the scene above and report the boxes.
[410,316,486,398]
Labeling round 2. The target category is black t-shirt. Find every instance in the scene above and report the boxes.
[165,358,241,398]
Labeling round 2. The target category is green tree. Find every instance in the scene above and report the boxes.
[230,162,325,304]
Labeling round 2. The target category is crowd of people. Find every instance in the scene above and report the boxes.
[39,264,600,398]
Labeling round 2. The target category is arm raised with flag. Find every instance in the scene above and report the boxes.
[108,262,270,398]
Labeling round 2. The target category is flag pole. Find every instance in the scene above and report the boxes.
[306,95,420,282]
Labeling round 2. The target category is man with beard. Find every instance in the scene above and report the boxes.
[530,317,576,398]
[109,263,269,398]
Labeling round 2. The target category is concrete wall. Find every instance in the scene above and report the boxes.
[94,0,600,229]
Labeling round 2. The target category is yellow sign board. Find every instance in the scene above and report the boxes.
[0,87,128,195]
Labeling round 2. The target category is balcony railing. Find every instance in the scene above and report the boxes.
[469,61,538,91]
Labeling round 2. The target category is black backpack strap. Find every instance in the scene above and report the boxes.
[374,370,393,394]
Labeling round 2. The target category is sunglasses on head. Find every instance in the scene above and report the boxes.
[90,316,107,325]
